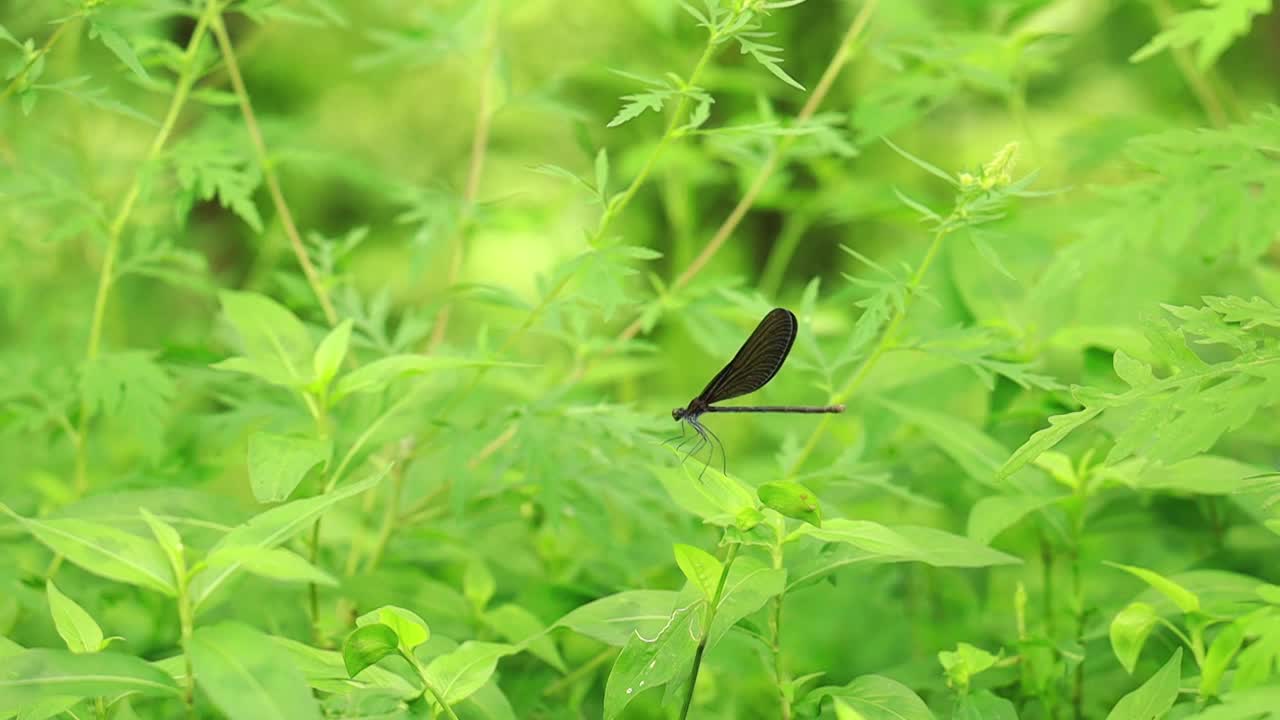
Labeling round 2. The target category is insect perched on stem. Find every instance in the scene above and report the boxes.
[669,308,844,476]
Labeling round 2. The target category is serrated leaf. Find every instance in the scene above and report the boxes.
[997,406,1102,481]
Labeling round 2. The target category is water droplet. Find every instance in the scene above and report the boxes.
[625,688,633,695]
[638,680,646,687]
[649,660,656,668]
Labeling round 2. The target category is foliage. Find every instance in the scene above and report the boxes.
[2,0,1280,718]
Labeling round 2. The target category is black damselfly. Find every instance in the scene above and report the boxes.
[670,308,844,475]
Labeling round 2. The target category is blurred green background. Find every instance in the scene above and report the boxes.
[3,0,1280,718]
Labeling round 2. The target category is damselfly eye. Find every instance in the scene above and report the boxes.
[672,408,683,421]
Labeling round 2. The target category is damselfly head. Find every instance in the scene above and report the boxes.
[672,407,685,421]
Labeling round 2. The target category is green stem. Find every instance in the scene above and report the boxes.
[542,647,618,697]
[208,9,337,325]
[362,461,405,573]
[405,651,461,720]
[73,0,221,495]
[1147,0,1229,128]
[679,542,740,720]
[768,542,791,720]
[0,16,74,103]
[783,225,949,478]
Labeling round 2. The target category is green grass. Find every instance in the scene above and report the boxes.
[3,1,1280,718]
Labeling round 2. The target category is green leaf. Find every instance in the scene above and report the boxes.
[481,604,566,673]
[603,603,700,719]
[1107,563,1201,613]
[706,556,785,649]
[673,544,722,603]
[997,407,1103,481]
[879,398,1008,487]
[342,624,400,678]
[190,469,386,612]
[331,355,525,403]
[1130,0,1271,69]
[0,649,178,713]
[1103,648,1182,720]
[799,674,935,720]
[312,319,353,393]
[87,20,151,82]
[213,291,313,387]
[246,432,331,503]
[658,452,758,527]
[798,519,1021,568]
[757,481,822,527]
[274,635,417,700]
[45,581,104,654]
[883,137,957,186]
[0,505,174,596]
[1111,602,1160,674]
[554,590,681,646]
[464,558,496,612]
[955,690,1019,720]
[79,351,175,458]
[967,494,1062,544]
[189,622,322,720]
[172,123,264,231]
[139,508,185,581]
[423,642,515,705]
[204,546,337,587]
[607,90,669,128]
[356,605,430,653]
[594,148,609,199]
[1200,621,1244,698]
[938,643,999,691]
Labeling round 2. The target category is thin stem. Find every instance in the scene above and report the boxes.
[427,5,499,353]
[679,542,740,720]
[782,226,948,479]
[405,651,461,720]
[611,0,881,355]
[362,461,405,573]
[769,542,791,720]
[73,0,221,495]
[542,647,618,697]
[1147,0,1229,128]
[0,17,73,103]
[466,0,882,469]
[209,11,337,325]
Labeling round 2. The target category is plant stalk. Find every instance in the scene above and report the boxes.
[783,225,948,478]
[73,0,221,495]
[209,10,337,325]
[679,542,740,720]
